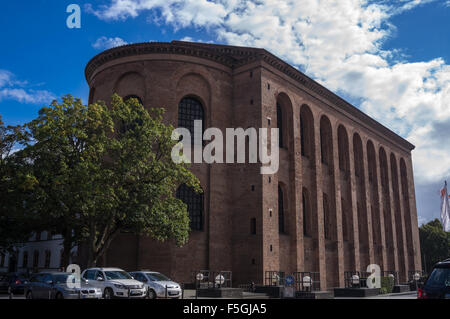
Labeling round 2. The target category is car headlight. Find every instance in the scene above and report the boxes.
[114,284,127,289]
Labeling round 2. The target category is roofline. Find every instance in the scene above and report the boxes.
[85,41,415,151]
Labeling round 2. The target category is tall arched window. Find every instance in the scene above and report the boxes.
[176,184,204,231]
[341,198,348,241]
[323,193,330,239]
[302,189,311,237]
[277,103,284,149]
[278,185,285,234]
[300,105,314,159]
[320,116,332,166]
[300,115,305,156]
[178,97,205,144]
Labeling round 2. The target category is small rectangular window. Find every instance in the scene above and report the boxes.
[251,218,257,235]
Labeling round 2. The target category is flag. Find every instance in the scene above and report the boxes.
[440,181,450,232]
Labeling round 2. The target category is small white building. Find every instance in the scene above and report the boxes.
[0,232,77,274]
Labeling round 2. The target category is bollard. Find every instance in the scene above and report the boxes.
[128,288,131,299]
[165,286,168,299]
[8,287,13,300]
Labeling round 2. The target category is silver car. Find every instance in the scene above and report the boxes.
[25,272,102,299]
[130,271,182,299]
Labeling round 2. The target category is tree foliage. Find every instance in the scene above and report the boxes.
[1,95,200,267]
[0,115,36,254]
[419,219,450,273]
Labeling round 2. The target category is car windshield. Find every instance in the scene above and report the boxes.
[104,271,132,280]
[146,273,170,282]
[426,267,450,287]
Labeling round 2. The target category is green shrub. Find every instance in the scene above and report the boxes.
[380,276,395,294]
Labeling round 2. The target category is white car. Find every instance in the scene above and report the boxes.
[81,268,147,299]
[130,271,182,299]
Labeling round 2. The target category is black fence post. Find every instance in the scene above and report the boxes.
[165,286,168,299]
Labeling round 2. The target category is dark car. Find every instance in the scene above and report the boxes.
[418,259,450,299]
[0,273,30,294]
[24,272,102,299]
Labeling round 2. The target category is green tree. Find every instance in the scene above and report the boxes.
[23,95,200,267]
[0,115,36,256]
[419,219,450,273]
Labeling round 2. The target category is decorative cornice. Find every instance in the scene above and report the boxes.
[85,41,415,151]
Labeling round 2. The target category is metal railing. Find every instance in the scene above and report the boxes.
[264,271,285,286]
[293,272,320,292]
[344,271,371,288]
[192,270,232,289]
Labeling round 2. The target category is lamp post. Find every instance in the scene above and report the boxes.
[351,275,360,288]
[413,272,421,291]
[215,274,225,288]
[303,276,312,292]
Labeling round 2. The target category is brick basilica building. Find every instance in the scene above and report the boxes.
[84,41,422,289]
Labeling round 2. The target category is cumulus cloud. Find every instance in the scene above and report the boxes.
[0,70,56,104]
[87,0,450,220]
[92,36,128,50]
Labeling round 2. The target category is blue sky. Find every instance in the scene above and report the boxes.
[0,0,449,225]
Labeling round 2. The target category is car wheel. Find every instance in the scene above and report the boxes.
[103,288,114,299]
[55,292,64,300]
[26,291,33,299]
[147,289,157,299]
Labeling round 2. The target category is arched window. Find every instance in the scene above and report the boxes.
[124,95,143,105]
[302,189,311,237]
[341,198,348,241]
[277,103,284,148]
[300,114,305,156]
[320,117,332,165]
[300,105,314,159]
[278,185,285,234]
[176,184,204,231]
[323,193,330,239]
[178,97,205,144]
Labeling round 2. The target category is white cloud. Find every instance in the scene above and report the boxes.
[0,70,56,105]
[87,0,450,188]
[92,36,128,50]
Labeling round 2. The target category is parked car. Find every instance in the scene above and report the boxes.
[0,273,30,294]
[24,272,102,299]
[418,259,450,299]
[129,271,181,299]
[81,267,146,299]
